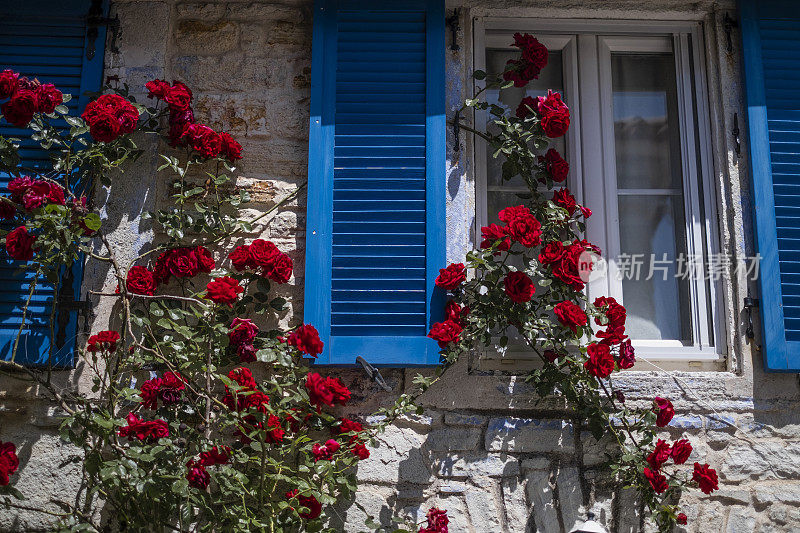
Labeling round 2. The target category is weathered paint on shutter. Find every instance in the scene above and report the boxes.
[305,0,445,366]
[741,0,800,370]
[0,0,107,367]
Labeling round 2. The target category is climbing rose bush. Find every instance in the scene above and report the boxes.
[435,33,718,530]
[0,73,422,532]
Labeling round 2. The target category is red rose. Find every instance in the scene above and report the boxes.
[82,94,139,142]
[584,342,615,378]
[118,413,169,442]
[186,460,210,489]
[480,223,510,253]
[618,339,635,369]
[552,188,577,215]
[237,343,257,362]
[285,490,322,520]
[145,79,171,99]
[420,507,449,533]
[199,445,231,466]
[228,244,250,271]
[194,246,215,272]
[6,226,35,261]
[182,123,222,158]
[0,441,19,486]
[220,132,242,161]
[229,317,259,346]
[692,463,718,494]
[229,366,256,389]
[504,271,535,303]
[247,239,279,267]
[435,263,466,290]
[21,180,64,210]
[86,330,121,354]
[8,176,35,202]
[311,439,341,462]
[549,240,593,291]
[83,109,120,143]
[540,148,569,182]
[580,205,592,218]
[1,89,37,127]
[35,84,63,114]
[0,70,19,99]
[537,90,570,138]
[139,377,162,409]
[305,372,350,408]
[205,276,244,307]
[168,107,194,146]
[676,512,687,525]
[286,324,324,357]
[444,300,468,325]
[543,350,560,363]
[554,301,588,334]
[646,439,672,471]
[671,439,692,465]
[515,95,538,119]
[428,319,462,348]
[263,251,293,283]
[159,371,186,404]
[514,33,548,69]
[538,241,564,265]
[643,467,668,494]
[499,205,541,247]
[336,418,364,436]
[126,266,156,296]
[164,81,193,111]
[351,442,370,460]
[653,397,675,427]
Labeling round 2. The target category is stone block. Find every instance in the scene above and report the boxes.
[754,483,800,505]
[521,457,552,471]
[174,20,240,54]
[432,452,520,478]
[722,442,800,481]
[485,418,573,453]
[464,482,503,531]
[501,476,530,533]
[725,506,756,532]
[396,411,443,430]
[425,427,482,452]
[556,466,585,531]
[356,426,432,485]
[444,412,488,427]
[525,468,560,533]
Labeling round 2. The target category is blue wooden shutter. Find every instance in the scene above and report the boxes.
[0,0,107,367]
[741,0,800,371]
[305,0,445,366]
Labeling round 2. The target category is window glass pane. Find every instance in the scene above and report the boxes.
[612,54,683,190]
[611,52,692,342]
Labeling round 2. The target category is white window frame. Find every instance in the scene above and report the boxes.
[472,18,726,363]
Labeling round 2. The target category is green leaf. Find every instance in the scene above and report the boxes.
[472,69,487,80]
[83,213,102,231]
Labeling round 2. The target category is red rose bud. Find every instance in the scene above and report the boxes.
[676,512,687,525]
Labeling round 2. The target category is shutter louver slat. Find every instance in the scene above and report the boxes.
[0,0,106,367]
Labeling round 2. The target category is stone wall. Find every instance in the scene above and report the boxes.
[3,1,800,532]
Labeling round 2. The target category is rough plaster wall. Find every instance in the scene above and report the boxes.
[3,1,800,532]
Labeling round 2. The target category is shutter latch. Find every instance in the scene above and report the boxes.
[356,356,393,392]
[743,296,759,340]
[86,0,121,60]
[56,275,94,349]
[446,9,460,52]
[723,13,738,54]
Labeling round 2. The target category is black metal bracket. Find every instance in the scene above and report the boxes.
[743,296,759,340]
[723,13,738,54]
[446,9,460,52]
[452,108,461,152]
[55,267,94,349]
[356,356,392,392]
[86,0,121,60]
[733,112,741,158]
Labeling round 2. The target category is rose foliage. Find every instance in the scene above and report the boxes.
[429,34,718,531]
[0,73,423,532]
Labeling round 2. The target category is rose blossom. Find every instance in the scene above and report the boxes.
[540,148,569,182]
[159,372,186,404]
[125,266,156,296]
[444,300,468,326]
[181,123,222,158]
[419,507,449,533]
[0,70,19,99]
[618,339,636,369]
[35,84,63,114]
[305,372,350,408]
[228,318,259,346]
[536,89,570,138]
[199,446,231,466]
[499,205,541,247]
[228,245,250,271]
[552,188,577,215]
[480,223,510,252]
[428,319,462,348]
[1,89,37,127]
[692,462,719,494]
[145,79,170,99]
[669,439,692,465]
[515,95,538,119]
[285,324,324,357]
[0,441,19,486]
[643,467,668,494]
[164,81,192,111]
[504,271,535,303]
[5,226,35,261]
[351,442,370,460]
[435,263,466,290]
[646,439,672,471]
[86,330,121,354]
[554,301,588,333]
[82,94,139,142]
[311,439,341,462]
[584,342,615,379]
[186,460,210,489]
[676,513,688,525]
[653,397,675,427]
[220,131,242,161]
[117,413,169,442]
[139,377,162,409]
[205,276,244,307]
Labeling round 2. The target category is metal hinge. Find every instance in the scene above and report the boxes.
[356,356,393,392]
[86,0,120,60]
